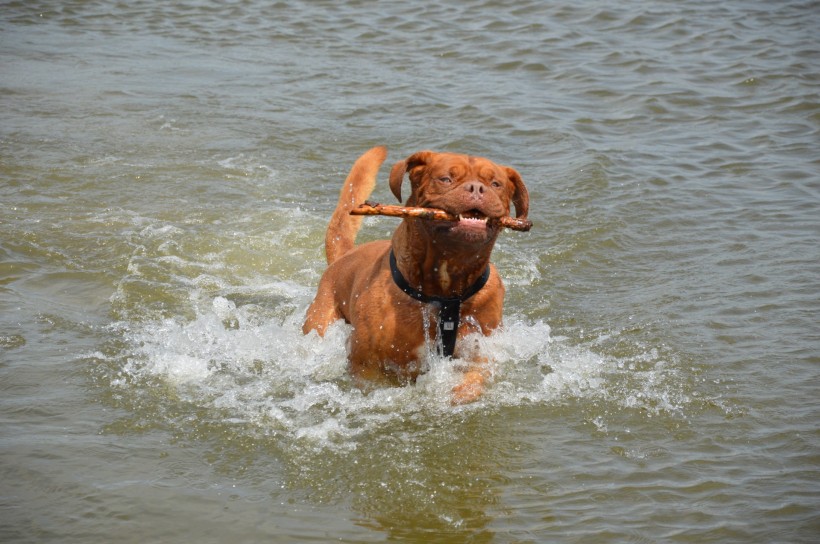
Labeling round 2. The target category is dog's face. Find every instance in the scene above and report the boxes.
[389,151,529,246]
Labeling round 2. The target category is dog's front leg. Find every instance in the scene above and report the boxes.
[450,354,493,405]
[302,278,345,336]
[449,313,498,405]
[451,368,489,405]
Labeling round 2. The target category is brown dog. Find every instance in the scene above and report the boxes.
[302,146,529,404]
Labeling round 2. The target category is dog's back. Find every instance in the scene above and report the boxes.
[324,146,387,264]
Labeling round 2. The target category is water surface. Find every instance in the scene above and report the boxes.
[1,1,818,542]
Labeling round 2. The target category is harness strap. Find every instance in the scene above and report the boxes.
[389,249,490,358]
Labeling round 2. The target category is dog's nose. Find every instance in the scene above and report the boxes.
[464,181,485,195]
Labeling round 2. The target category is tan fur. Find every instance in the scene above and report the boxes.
[303,146,529,404]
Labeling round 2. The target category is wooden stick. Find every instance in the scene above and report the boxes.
[350,201,533,232]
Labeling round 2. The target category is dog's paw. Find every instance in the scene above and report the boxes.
[450,370,486,405]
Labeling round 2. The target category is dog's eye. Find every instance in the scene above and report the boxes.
[491,180,502,188]
[438,176,452,184]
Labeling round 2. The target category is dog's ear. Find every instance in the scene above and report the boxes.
[506,167,530,219]
[389,151,433,203]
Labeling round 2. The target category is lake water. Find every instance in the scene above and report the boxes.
[1,1,818,542]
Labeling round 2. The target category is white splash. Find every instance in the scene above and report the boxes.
[116,292,688,450]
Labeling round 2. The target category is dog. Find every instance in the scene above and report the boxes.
[302,146,529,404]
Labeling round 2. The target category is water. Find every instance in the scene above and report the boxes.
[1,1,818,542]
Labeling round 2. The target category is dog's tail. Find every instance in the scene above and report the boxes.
[324,146,387,264]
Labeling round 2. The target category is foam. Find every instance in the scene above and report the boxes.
[113,289,692,453]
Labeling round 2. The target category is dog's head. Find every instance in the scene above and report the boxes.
[389,151,529,245]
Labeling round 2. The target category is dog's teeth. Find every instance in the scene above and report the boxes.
[457,213,488,222]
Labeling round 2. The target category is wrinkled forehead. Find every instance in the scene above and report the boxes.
[427,154,506,180]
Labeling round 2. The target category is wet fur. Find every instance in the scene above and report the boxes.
[303,146,529,404]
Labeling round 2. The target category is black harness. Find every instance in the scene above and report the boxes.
[389,249,490,358]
